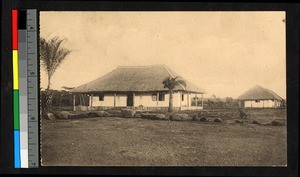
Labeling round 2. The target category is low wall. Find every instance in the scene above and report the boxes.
[74,106,191,112]
[181,106,203,110]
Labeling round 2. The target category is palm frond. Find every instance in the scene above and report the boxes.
[40,36,71,89]
[162,76,186,90]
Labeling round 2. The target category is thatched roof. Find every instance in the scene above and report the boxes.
[71,65,206,94]
[238,85,283,101]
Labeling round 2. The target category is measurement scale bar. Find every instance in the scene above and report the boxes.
[13,9,39,168]
[26,9,39,168]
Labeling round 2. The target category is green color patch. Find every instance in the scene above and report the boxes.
[13,90,20,130]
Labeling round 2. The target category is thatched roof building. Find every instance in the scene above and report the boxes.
[71,65,206,111]
[238,85,283,101]
[72,65,205,94]
[238,85,283,108]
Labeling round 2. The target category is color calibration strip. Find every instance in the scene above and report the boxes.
[12,9,39,168]
[12,9,21,168]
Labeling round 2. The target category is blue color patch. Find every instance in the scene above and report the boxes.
[14,130,21,168]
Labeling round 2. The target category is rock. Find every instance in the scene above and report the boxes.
[252,120,259,124]
[199,117,208,122]
[235,119,243,123]
[271,120,285,126]
[150,114,167,120]
[87,111,110,117]
[170,113,190,121]
[56,111,72,119]
[214,118,222,122]
[46,113,56,120]
[121,109,136,118]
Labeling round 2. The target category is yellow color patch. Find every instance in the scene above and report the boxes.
[13,50,19,90]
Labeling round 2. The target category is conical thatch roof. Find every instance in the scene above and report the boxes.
[71,65,206,94]
[238,85,283,101]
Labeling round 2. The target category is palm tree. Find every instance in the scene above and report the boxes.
[162,76,186,112]
[40,37,71,112]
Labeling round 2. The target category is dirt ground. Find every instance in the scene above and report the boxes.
[41,108,287,166]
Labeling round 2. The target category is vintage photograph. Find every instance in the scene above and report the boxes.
[40,12,286,166]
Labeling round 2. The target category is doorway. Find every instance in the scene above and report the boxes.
[127,93,134,107]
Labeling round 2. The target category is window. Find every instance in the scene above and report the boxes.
[255,100,260,103]
[182,94,184,101]
[159,93,165,101]
[152,94,157,101]
[99,94,104,101]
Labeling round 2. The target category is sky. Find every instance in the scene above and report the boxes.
[40,11,286,99]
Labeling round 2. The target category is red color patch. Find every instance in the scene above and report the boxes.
[12,10,18,50]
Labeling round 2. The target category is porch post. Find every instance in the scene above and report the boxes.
[201,94,204,108]
[195,93,198,107]
[90,94,93,107]
[73,94,76,111]
[133,93,135,108]
[189,93,191,107]
[180,92,182,107]
[156,92,159,109]
[114,93,116,108]
[239,100,241,108]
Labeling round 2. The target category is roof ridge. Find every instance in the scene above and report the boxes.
[117,64,166,68]
[238,84,282,100]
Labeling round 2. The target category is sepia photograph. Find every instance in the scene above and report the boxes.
[39,11,286,166]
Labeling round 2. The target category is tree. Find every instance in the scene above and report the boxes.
[40,37,71,112]
[162,76,186,112]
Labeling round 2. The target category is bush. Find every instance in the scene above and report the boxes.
[121,109,136,118]
[214,118,222,122]
[170,114,190,121]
